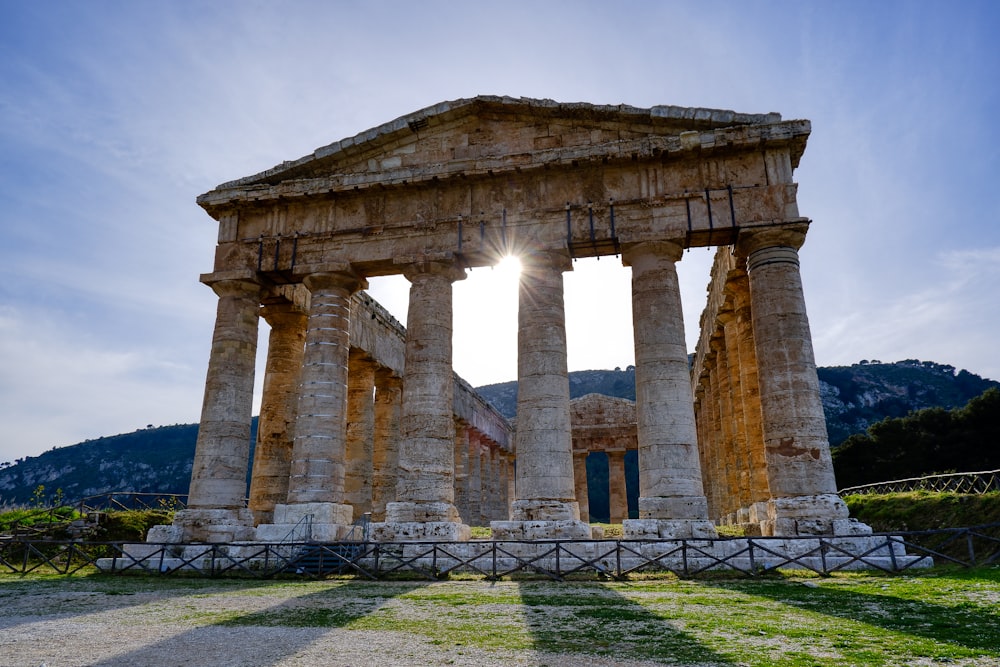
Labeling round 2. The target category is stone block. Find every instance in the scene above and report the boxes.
[490,519,591,540]
[510,500,579,522]
[168,508,256,543]
[384,501,460,523]
[832,518,873,536]
[146,525,185,544]
[638,496,710,520]
[623,518,718,540]
[369,521,470,542]
[273,501,353,526]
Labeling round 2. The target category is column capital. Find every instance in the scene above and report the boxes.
[400,260,467,283]
[519,249,573,273]
[303,270,368,294]
[260,300,307,328]
[736,223,809,257]
[209,277,262,300]
[723,269,750,301]
[621,239,685,266]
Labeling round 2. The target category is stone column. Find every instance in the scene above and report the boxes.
[504,453,516,520]
[711,334,737,524]
[729,273,770,534]
[256,270,366,542]
[738,227,868,536]
[573,451,591,523]
[479,448,491,524]
[160,277,261,543]
[453,420,470,524]
[499,452,512,521]
[371,370,402,522]
[693,388,718,520]
[467,433,483,526]
[720,296,754,530]
[622,241,716,539]
[248,302,307,526]
[344,350,376,517]
[483,447,497,522]
[608,450,628,524]
[702,356,724,523]
[493,250,590,540]
[376,261,470,541]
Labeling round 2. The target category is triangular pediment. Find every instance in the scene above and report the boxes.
[570,393,636,427]
[199,96,791,208]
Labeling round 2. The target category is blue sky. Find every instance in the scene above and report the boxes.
[1,1,998,462]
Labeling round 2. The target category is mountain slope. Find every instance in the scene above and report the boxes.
[0,360,994,507]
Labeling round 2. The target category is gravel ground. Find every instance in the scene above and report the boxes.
[0,579,683,667]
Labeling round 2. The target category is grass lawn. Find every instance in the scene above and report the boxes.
[2,566,998,666]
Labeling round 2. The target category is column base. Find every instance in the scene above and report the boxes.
[490,519,593,540]
[510,499,581,522]
[761,494,872,537]
[384,501,461,523]
[149,508,256,543]
[369,521,471,542]
[637,495,711,520]
[623,519,718,540]
[254,502,356,542]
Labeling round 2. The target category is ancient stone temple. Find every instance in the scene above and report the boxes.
[159,96,869,545]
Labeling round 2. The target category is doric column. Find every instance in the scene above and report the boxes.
[573,451,590,523]
[478,447,491,524]
[710,334,737,524]
[505,453,516,520]
[467,432,483,526]
[729,272,770,534]
[702,355,723,523]
[453,420,470,524]
[485,447,497,521]
[248,302,307,526]
[720,288,754,530]
[371,370,402,522]
[608,450,628,524]
[493,250,590,539]
[738,227,867,536]
[622,241,716,539]
[499,452,512,521]
[344,350,376,516]
[165,277,261,543]
[256,270,366,542]
[693,387,718,520]
[377,261,470,541]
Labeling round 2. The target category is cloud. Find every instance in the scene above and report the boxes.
[0,305,206,462]
[811,246,1000,381]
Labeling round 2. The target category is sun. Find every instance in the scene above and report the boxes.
[494,254,522,278]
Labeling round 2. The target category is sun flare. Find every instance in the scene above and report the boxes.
[494,254,522,278]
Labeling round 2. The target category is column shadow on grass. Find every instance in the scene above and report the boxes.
[0,572,276,633]
[699,575,1000,656]
[515,580,737,666]
[87,579,428,667]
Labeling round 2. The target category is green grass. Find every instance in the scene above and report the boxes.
[845,490,1000,531]
[3,567,998,665]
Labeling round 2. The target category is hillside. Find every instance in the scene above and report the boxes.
[478,360,997,447]
[0,359,994,508]
[0,420,257,508]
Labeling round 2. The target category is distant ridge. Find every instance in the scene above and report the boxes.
[0,360,995,508]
